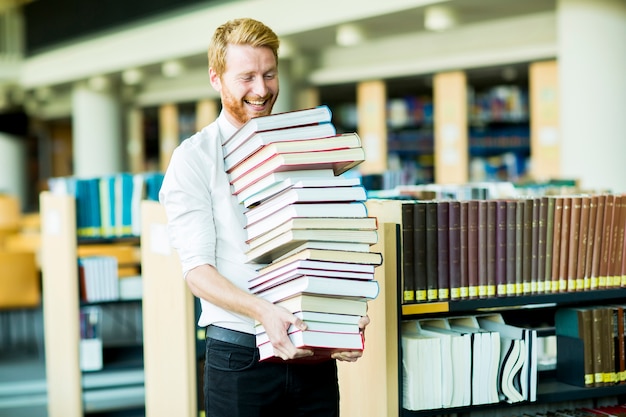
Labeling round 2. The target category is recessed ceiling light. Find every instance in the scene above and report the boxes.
[336,23,366,47]
[424,5,458,32]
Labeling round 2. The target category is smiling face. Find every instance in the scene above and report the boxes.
[210,43,279,128]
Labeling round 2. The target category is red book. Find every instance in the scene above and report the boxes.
[425,201,439,301]
[495,200,507,297]
[477,201,488,298]
[584,195,599,291]
[505,200,517,296]
[590,194,606,290]
[558,197,571,293]
[567,196,582,292]
[413,201,428,302]
[467,200,479,299]
[448,201,462,301]
[550,197,564,294]
[437,201,450,301]
[599,194,615,289]
[459,201,470,299]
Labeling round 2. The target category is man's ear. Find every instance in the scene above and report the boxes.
[209,67,221,92]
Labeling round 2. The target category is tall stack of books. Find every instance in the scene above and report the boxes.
[223,105,382,361]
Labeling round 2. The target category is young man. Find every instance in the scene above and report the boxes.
[159,18,369,416]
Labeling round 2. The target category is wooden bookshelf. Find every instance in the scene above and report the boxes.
[346,199,626,417]
[40,191,145,417]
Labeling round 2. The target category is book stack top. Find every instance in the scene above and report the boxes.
[222,105,383,361]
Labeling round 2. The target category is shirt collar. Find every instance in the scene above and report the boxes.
[217,110,238,145]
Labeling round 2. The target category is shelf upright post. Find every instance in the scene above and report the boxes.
[40,191,83,417]
[433,71,469,184]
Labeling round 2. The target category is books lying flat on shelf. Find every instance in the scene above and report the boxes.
[245,202,368,237]
[241,175,362,208]
[224,123,337,171]
[260,247,383,276]
[275,294,368,317]
[230,147,366,194]
[254,275,380,304]
[227,132,362,178]
[257,329,364,361]
[246,228,378,264]
[255,310,362,336]
[222,105,333,157]
[244,187,367,226]
[250,259,375,289]
[247,216,377,242]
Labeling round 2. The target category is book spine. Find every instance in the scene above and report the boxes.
[522,198,533,295]
[584,196,598,291]
[544,197,555,293]
[591,307,604,386]
[459,201,469,299]
[567,196,582,292]
[576,196,590,292]
[486,200,497,298]
[531,197,540,294]
[401,203,416,304]
[495,200,507,297]
[506,200,517,296]
[414,201,428,303]
[616,195,626,288]
[426,201,439,301]
[477,200,488,298]
[537,196,547,293]
[558,197,571,293]
[448,201,462,301]
[591,194,606,290]
[609,195,624,288]
[437,201,450,301]
[468,200,479,299]
[515,200,524,296]
[600,194,615,289]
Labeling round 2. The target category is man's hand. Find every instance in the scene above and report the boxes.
[331,315,370,362]
[259,303,314,361]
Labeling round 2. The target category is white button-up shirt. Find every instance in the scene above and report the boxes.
[159,111,260,333]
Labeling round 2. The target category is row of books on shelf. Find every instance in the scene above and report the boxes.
[47,172,164,239]
[221,105,382,361]
[555,305,626,389]
[78,255,142,303]
[401,313,539,411]
[397,192,626,304]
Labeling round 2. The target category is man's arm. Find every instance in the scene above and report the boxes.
[185,264,313,360]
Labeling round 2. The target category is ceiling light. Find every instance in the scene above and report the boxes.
[424,5,458,32]
[336,23,365,47]
[122,68,144,85]
[162,60,186,78]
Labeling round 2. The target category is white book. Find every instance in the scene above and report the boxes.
[255,275,380,304]
[245,201,367,232]
[257,329,363,361]
[234,168,335,203]
[242,176,362,208]
[224,123,337,171]
[244,186,367,226]
[250,268,374,294]
[222,106,333,157]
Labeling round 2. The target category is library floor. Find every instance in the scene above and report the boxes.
[0,353,47,417]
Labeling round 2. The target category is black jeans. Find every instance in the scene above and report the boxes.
[204,336,339,417]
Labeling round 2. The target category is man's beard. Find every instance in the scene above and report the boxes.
[221,85,276,126]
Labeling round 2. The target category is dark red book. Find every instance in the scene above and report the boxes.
[413,201,428,303]
[505,200,517,296]
[477,200,488,298]
[425,201,439,301]
[537,196,548,293]
[609,195,625,288]
[522,198,533,295]
[584,195,599,291]
[567,196,582,292]
[531,197,540,294]
[401,202,416,304]
[575,196,591,292]
[558,196,571,293]
[486,200,497,298]
[448,201,462,301]
[459,201,469,299]
[515,200,524,296]
[590,194,606,290]
[437,201,450,301]
[599,194,615,289]
[543,196,555,293]
[495,200,507,297]
[467,200,479,299]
